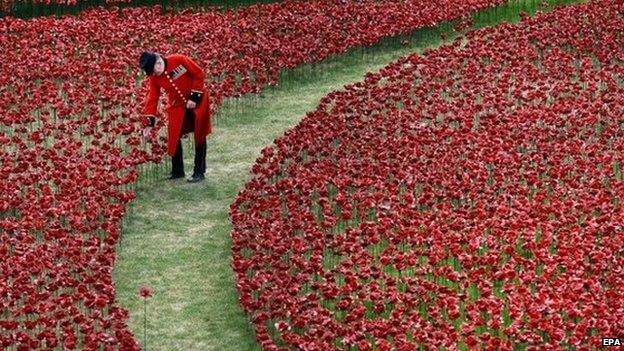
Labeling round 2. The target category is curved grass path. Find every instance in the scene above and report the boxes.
[112,1,583,349]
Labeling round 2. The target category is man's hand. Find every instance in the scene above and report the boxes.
[186,100,197,109]
[142,126,153,141]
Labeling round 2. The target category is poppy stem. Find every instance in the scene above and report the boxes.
[143,298,147,350]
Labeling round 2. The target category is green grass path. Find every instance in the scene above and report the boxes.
[112,1,582,350]
[113,35,452,351]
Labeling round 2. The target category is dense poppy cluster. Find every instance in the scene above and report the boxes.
[119,0,507,105]
[230,1,624,350]
[0,0,507,349]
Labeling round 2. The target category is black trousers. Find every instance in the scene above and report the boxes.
[171,110,206,176]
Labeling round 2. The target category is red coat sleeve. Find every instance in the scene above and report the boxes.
[141,77,160,116]
[141,77,160,126]
[183,55,206,93]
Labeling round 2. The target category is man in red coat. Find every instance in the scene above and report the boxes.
[139,51,212,183]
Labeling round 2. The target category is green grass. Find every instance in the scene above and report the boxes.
[114,26,456,351]
[113,1,584,350]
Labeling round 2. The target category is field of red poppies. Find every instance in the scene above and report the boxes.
[230,1,624,350]
[1,0,280,17]
[0,0,515,350]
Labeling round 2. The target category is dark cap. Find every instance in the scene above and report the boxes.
[139,51,157,75]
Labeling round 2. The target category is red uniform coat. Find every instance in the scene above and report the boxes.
[141,54,212,156]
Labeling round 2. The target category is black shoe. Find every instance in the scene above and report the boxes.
[187,174,205,183]
[167,172,185,180]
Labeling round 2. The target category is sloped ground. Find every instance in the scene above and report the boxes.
[113,1,584,350]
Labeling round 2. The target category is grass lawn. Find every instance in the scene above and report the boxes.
[112,1,583,350]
